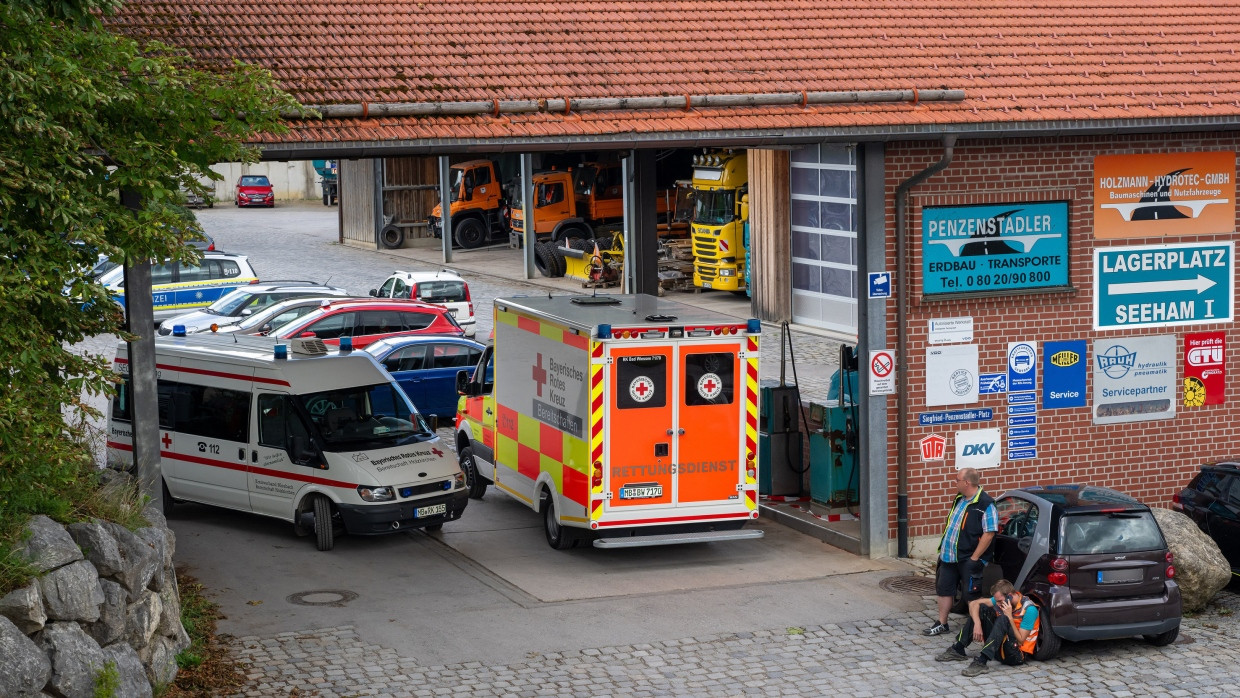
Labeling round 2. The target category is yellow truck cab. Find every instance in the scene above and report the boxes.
[107,333,468,551]
[454,294,764,550]
[691,151,749,292]
[428,159,508,249]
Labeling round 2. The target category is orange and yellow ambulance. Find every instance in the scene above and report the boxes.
[453,293,765,549]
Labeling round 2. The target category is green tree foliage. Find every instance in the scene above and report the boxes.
[0,0,299,567]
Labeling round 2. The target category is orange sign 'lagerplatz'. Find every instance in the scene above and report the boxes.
[1093,151,1236,239]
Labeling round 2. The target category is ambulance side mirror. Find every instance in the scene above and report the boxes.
[290,435,316,464]
[456,370,475,396]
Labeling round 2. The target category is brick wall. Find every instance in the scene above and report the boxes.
[885,134,1240,549]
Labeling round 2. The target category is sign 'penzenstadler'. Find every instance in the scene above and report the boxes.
[922,202,1069,294]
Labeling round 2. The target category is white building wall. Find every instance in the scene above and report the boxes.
[207,161,322,202]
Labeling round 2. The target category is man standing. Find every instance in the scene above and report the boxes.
[936,579,1040,675]
[923,467,998,636]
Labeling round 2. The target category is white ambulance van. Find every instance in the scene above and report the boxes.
[454,293,765,549]
[107,332,468,550]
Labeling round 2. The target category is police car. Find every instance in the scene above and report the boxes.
[96,250,259,323]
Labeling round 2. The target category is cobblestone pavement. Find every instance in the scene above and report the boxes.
[230,590,1239,697]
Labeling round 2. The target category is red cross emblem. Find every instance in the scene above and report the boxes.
[629,376,655,403]
[532,353,548,397]
[697,373,723,400]
[431,447,444,457]
[161,432,172,449]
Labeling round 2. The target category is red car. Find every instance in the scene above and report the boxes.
[269,299,464,349]
[235,175,274,207]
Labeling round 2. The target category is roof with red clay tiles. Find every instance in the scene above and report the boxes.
[107,1,1240,148]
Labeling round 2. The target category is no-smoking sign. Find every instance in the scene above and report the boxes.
[869,349,896,395]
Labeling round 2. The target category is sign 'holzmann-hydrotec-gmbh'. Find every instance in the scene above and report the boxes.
[1093,242,1234,330]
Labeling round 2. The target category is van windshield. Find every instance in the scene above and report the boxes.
[298,383,434,451]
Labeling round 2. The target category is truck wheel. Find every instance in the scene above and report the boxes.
[541,490,575,550]
[313,495,335,551]
[454,218,487,249]
[549,245,567,278]
[379,224,403,249]
[534,242,555,277]
[1032,610,1062,660]
[1144,624,1179,647]
[568,237,593,252]
[459,446,488,499]
[323,191,330,206]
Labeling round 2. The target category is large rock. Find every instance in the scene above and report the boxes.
[156,571,183,640]
[17,515,83,573]
[0,583,47,634]
[136,527,169,591]
[101,643,153,698]
[104,522,160,601]
[39,560,104,623]
[1152,507,1232,612]
[89,579,127,647]
[40,622,107,698]
[0,615,51,696]
[145,635,179,687]
[67,521,124,578]
[125,590,163,649]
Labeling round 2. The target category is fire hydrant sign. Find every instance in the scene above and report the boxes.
[869,349,896,396]
[1093,242,1234,330]
[1184,332,1225,406]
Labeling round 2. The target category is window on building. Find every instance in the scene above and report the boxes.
[789,144,858,335]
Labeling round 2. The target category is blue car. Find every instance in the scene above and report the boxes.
[364,336,486,420]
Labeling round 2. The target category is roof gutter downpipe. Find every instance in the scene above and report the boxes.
[895,134,956,559]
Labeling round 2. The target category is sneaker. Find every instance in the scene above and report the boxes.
[923,622,950,636]
[961,659,990,677]
[935,647,969,662]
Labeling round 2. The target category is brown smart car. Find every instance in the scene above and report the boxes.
[979,484,1181,659]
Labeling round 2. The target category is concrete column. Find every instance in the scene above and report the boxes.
[857,142,889,558]
[438,156,453,264]
[520,153,535,279]
[623,150,659,295]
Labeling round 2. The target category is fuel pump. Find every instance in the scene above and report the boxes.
[809,344,860,508]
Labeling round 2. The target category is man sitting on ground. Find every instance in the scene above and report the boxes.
[936,579,1040,676]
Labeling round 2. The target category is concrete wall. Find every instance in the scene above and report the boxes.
[208,161,322,202]
[886,133,1240,556]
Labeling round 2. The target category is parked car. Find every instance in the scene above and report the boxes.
[370,269,476,337]
[88,233,215,280]
[1173,460,1240,579]
[979,484,1181,659]
[95,250,258,323]
[364,336,486,420]
[181,186,213,209]
[269,299,464,349]
[214,295,358,336]
[158,281,350,335]
[235,175,274,207]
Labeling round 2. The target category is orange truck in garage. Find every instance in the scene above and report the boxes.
[453,294,765,549]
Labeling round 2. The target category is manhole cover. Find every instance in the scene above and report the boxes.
[286,589,358,607]
[879,576,937,595]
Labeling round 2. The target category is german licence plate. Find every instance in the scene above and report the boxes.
[620,485,663,500]
[1098,568,1143,584]
[416,503,447,518]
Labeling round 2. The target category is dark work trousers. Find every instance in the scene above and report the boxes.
[953,606,1025,665]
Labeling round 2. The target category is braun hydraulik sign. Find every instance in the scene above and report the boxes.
[922,202,1069,294]
[1093,242,1234,330]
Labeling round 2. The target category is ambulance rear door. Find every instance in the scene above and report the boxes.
[675,340,745,506]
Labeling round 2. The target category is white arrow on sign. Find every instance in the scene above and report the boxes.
[1107,274,1217,296]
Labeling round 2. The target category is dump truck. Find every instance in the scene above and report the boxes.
[453,293,765,549]
[691,151,749,292]
[428,159,509,249]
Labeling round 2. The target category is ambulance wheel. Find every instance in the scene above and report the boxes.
[460,446,488,499]
[313,495,335,551]
[541,491,575,550]
[160,478,175,513]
